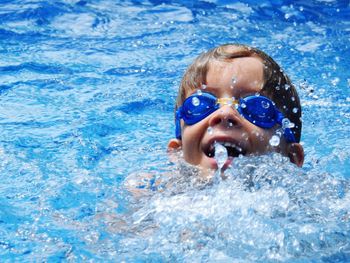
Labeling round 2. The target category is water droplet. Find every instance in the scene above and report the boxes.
[191,97,200,106]
[269,135,280,146]
[291,96,295,101]
[284,84,290,90]
[261,100,270,109]
[241,102,247,109]
[196,90,203,95]
[231,76,237,85]
[214,142,227,170]
[207,127,213,135]
[292,107,298,113]
[282,118,294,129]
[201,84,207,89]
[282,118,290,129]
[275,86,280,91]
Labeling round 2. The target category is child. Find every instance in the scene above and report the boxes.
[168,43,304,171]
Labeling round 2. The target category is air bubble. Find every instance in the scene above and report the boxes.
[191,97,200,106]
[269,135,280,147]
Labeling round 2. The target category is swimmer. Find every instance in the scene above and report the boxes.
[168,43,304,174]
[126,43,305,194]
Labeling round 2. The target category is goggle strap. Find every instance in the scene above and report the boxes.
[275,110,284,124]
[275,110,297,143]
[175,109,182,139]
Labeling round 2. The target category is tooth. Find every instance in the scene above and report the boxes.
[222,142,243,153]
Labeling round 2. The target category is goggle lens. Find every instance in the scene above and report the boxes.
[238,96,277,129]
[181,92,218,125]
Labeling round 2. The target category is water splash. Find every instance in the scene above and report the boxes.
[120,154,350,262]
[212,142,228,184]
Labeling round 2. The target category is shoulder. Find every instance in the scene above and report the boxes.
[124,172,164,199]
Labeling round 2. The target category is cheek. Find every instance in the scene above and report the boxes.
[182,125,200,147]
[254,129,270,141]
[248,128,274,150]
[181,123,207,156]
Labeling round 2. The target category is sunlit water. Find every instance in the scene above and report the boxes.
[0,0,349,261]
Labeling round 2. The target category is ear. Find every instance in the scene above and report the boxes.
[287,143,304,167]
[167,139,182,164]
[167,138,182,151]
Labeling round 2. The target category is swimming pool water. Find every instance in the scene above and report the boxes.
[0,0,349,261]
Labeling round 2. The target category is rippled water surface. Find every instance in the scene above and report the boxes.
[0,0,349,261]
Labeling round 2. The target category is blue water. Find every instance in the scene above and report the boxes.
[0,0,349,261]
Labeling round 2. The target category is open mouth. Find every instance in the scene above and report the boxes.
[205,141,245,158]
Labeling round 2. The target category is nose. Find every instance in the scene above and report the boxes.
[208,104,242,128]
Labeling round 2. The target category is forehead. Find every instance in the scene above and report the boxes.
[205,56,265,97]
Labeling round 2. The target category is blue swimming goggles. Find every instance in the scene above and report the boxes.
[175,91,296,143]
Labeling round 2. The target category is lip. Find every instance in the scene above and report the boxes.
[222,156,233,170]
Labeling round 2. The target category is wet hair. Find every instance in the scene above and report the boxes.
[175,43,302,142]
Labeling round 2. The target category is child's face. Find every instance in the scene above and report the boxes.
[169,56,302,170]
